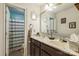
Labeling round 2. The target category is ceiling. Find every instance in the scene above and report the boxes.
[52,3,74,13]
[13,3,75,13]
[41,3,75,13]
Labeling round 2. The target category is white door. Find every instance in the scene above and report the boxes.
[5,5,25,56]
[5,6,10,56]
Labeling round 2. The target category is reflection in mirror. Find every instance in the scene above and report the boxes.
[40,3,74,40]
[40,11,57,38]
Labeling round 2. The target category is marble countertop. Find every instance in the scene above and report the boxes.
[31,35,79,56]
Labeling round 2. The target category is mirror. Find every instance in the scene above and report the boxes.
[40,11,57,38]
[40,3,74,39]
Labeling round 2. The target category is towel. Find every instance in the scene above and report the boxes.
[70,33,79,42]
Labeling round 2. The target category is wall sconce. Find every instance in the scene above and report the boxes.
[31,12,37,20]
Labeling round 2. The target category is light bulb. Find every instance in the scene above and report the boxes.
[32,13,36,20]
[44,4,49,10]
[49,3,54,7]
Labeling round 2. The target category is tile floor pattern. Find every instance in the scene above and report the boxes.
[9,49,24,56]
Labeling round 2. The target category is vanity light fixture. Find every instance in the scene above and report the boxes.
[49,3,54,7]
[44,4,49,10]
[32,12,37,20]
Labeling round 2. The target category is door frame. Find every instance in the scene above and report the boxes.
[5,3,26,56]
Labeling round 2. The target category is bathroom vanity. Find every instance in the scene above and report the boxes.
[28,3,79,56]
[29,35,79,56]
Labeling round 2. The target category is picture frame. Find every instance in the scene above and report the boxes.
[69,22,76,29]
[61,18,66,24]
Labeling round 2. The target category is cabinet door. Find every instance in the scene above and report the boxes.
[41,50,50,56]
[30,44,35,56]
[34,45,40,56]
[32,38,41,56]
[30,38,41,56]
[30,40,35,56]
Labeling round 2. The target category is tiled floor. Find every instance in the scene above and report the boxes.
[9,49,24,56]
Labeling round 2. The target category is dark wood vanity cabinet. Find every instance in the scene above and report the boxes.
[30,38,71,56]
[30,38,41,56]
[30,42,35,56]
[41,43,71,56]
[40,50,50,56]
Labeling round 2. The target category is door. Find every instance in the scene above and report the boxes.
[5,5,10,56]
[49,17,54,36]
[5,5,25,56]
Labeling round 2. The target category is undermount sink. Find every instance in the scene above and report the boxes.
[69,41,79,46]
[69,40,79,52]
[49,37,55,40]
[48,38,60,42]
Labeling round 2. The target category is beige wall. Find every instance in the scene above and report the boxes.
[0,3,5,56]
[56,5,79,37]
[0,3,41,56]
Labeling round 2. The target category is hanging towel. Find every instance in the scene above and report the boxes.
[70,33,79,42]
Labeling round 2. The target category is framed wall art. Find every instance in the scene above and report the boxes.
[61,18,66,24]
[69,22,76,29]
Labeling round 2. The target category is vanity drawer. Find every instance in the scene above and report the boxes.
[41,42,71,56]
